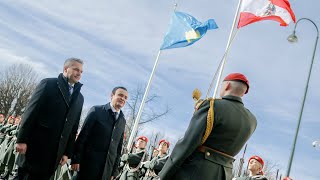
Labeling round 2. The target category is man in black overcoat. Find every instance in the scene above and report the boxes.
[15,58,84,179]
[71,87,128,180]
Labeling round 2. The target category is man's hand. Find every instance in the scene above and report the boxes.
[110,176,114,180]
[16,143,27,154]
[60,155,68,166]
[71,164,80,171]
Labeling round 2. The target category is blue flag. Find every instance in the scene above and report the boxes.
[160,11,218,50]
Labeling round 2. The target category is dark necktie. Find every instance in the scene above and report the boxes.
[113,112,118,120]
[68,85,73,102]
[69,85,74,95]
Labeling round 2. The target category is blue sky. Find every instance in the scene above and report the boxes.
[0,0,319,179]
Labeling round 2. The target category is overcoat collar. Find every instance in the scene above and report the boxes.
[57,73,83,107]
[104,103,124,119]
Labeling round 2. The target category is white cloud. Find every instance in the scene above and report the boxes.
[0,48,48,75]
[0,0,319,179]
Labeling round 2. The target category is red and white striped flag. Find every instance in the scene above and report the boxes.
[237,0,296,28]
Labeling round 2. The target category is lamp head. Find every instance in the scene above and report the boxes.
[287,31,298,43]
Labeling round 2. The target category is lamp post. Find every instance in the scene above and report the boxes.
[286,18,319,177]
[313,140,320,148]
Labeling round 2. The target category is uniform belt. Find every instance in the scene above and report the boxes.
[197,145,234,159]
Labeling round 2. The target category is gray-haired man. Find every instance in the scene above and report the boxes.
[16,58,85,179]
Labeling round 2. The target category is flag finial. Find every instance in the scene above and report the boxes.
[173,3,178,11]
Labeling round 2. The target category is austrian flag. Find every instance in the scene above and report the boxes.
[237,0,296,28]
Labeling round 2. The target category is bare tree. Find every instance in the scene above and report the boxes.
[262,160,281,180]
[0,64,39,118]
[122,84,170,152]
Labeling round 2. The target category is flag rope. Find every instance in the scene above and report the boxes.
[205,29,239,98]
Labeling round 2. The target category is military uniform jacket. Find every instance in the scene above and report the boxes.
[120,149,145,167]
[72,103,125,180]
[159,95,257,180]
[118,150,145,180]
[16,73,84,175]
[142,154,169,175]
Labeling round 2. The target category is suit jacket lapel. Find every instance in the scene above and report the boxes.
[103,103,125,126]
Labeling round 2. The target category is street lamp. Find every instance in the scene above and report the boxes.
[286,18,319,177]
[313,140,320,148]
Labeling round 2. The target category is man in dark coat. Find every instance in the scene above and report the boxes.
[159,73,257,180]
[71,87,128,180]
[15,58,84,179]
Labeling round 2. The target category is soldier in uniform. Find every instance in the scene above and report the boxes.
[0,115,7,144]
[117,136,148,180]
[141,139,170,179]
[0,116,15,152]
[0,114,5,126]
[151,148,159,159]
[232,155,268,180]
[0,116,15,175]
[7,117,15,125]
[0,116,21,179]
[159,73,257,180]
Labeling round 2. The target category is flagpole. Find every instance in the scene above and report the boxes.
[205,31,238,98]
[126,50,162,152]
[212,0,242,98]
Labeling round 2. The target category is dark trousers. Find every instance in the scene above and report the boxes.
[17,167,52,180]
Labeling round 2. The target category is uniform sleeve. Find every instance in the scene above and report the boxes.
[149,156,168,172]
[111,132,124,176]
[17,79,47,143]
[159,100,210,179]
[126,151,144,165]
[71,106,96,164]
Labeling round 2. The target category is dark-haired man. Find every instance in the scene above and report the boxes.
[71,87,128,180]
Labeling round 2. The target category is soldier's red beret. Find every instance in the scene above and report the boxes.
[224,73,249,94]
[159,139,170,148]
[137,136,148,143]
[249,155,264,167]
[282,177,293,180]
